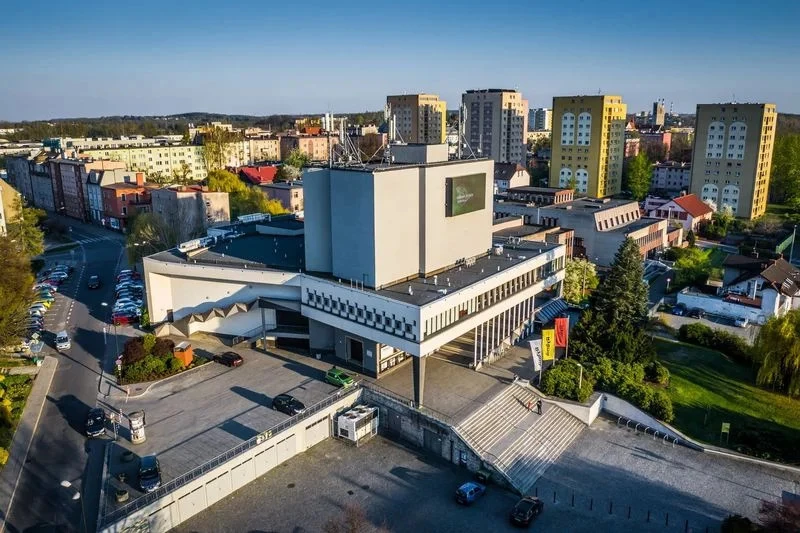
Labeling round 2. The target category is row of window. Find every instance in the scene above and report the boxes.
[305,289,417,340]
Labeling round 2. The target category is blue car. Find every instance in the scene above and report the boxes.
[672,304,686,316]
[455,481,486,505]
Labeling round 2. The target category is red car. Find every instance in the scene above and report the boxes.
[112,312,139,326]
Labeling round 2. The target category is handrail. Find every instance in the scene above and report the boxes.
[100,384,361,528]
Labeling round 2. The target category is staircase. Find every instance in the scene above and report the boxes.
[456,383,585,494]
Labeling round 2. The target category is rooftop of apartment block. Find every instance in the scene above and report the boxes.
[540,197,634,215]
[260,180,303,190]
[465,89,519,94]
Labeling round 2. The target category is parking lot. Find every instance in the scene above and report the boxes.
[101,345,340,498]
[657,311,759,342]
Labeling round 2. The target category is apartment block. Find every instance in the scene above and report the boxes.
[83,145,207,181]
[386,94,447,144]
[689,103,777,219]
[462,89,529,165]
[549,95,627,197]
[151,185,230,241]
[529,108,552,131]
[248,137,281,162]
[280,135,339,162]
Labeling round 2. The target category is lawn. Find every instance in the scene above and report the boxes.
[0,374,35,465]
[655,338,800,464]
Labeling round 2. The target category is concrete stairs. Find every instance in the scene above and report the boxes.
[456,383,585,494]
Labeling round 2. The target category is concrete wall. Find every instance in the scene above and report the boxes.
[676,289,768,324]
[330,170,377,286]
[545,392,602,425]
[102,390,361,533]
[601,394,684,442]
[333,328,379,375]
[300,167,332,273]
[308,319,334,352]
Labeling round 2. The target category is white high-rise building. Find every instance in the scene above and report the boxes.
[462,89,529,165]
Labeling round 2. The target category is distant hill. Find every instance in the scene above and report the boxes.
[778,113,800,135]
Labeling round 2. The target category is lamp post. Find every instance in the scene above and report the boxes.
[576,362,584,392]
[666,277,671,293]
[790,225,797,264]
[101,302,119,361]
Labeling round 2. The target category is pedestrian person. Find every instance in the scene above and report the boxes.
[527,400,532,411]
[536,399,543,415]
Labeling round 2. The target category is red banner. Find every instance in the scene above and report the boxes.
[554,316,569,348]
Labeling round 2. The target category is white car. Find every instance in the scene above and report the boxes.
[29,303,47,313]
[734,317,749,328]
[55,330,71,351]
[115,298,142,307]
[48,271,68,280]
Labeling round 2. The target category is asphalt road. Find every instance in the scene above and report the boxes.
[6,221,126,533]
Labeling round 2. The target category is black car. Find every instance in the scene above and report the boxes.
[139,455,162,493]
[509,496,544,527]
[687,308,706,319]
[214,351,244,367]
[87,275,101,289]
[272,394,306,416]
[85,407,106,437]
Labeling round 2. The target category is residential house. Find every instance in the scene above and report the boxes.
[237,166,278,186]
[48,157,126,221]
[646,193,713,232]
[678,256,800,324]
[651,161,691,193]
[101,174,153,231]
[260,181,303,213]
[279,135,339,162]
[151,185,230,241]
[494,163,530,194]
[87,169,145,224]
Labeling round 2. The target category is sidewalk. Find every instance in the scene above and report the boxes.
[0,356,58,531]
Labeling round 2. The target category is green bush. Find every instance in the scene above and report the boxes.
[152,338,175,359]
[648,390,674,422]
[142,356,166,376]
[141,334,156,356]
[645,361,670,384]
[678,323,751,364]
[140,308,151,328]
[720,514,754,533]
[0,447,8,466]
[618,381,654,411]
[121,338,146,365]
[540,360,593,402]
[167,357,184,372]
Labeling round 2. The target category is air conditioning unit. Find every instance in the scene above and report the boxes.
[336,405,378,446]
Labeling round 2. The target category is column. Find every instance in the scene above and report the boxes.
[473,326,478,368]
[260,307,267,350]
[413,355,426,408]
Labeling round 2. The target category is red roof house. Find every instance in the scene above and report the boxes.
[238,166,279,185]
[647,193,713,232]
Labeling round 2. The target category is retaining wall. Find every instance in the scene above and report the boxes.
[101,390,360,533]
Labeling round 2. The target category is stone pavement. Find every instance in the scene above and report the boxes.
[0,356,58,530]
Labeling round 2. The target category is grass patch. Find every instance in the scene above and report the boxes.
[656,338,800,463]
[0,358,36,368]
[0,375,35,463]
[766,203,796,216]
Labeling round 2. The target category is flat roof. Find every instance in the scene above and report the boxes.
[507,186,568,194]
[308,156,489,174]
[370,240,560,306]
[607,218,661,234]
[150,234,304,271]
[261,181,303,190]
[542,197,634,214]
[493,225,546,238]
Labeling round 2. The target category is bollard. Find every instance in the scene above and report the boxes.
[647,510,651,522]
[535,487,538,497]
[571,493,575,507]
[590,498,594,511]
[627,506,631,519]
[685,519,689,532]
[609,501,613,515]
[553,490,556,504]
[666,513,669,526]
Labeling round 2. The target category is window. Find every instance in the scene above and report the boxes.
[121,207,127,216]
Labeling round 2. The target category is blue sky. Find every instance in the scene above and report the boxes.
[1,0,798,121]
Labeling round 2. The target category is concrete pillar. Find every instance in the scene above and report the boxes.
[260,306,267,350]
[413,355,426,407]
[473,326,478,368]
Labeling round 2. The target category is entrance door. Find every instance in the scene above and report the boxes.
[423,428,443,455]
[348,337,363,363]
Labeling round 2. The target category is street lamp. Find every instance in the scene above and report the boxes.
[576,362,584,391]
[790,225,797,264]
[666,277,671,292]
[101,302,119,361]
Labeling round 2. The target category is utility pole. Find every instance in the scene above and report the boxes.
[790,224,797,263]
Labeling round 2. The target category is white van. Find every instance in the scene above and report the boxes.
[55,331,71,351]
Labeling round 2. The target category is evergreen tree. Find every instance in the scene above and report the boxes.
[589,238,649,328]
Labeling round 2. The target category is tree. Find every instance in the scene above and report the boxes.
[643,141,668,162]
[563,258,599,304]
[540,360,594,402]
[206,169,286,218]
[276,164,301,182]
[0,236,35,348]
[686,229,696,247]
[623,152,652,201]
[283,148,310,169]
[668,136,693,162]
[674,247,711,288]
[769,134,800,206]
[201,127,244,171]
[753,311,800,396]
[567,175,578,191]
[126,212,178,264]
[7,197,45,257]
[170,162,193,185]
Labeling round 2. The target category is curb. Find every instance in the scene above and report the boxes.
[96,441,113,533]
[107,360,214,401]
[0,356,58,533]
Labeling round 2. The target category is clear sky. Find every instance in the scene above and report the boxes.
[1,0,798,121]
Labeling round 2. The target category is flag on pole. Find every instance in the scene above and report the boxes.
[554,316,569,348]
[529,340,542,372]
[542,329,555,361]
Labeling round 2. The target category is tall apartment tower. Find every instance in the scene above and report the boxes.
[652,100,666,127]
[690,103,777,219]
[462,89,529,164]
[386,94,447,144]
[549,95,627,197]
[529,108,553,131]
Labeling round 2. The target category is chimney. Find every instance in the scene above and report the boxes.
[136,172,144,187]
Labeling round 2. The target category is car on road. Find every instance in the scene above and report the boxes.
[509,496,544,527]
[671,303,687,316]
[734,317,749,327]
[55,330,71,351]
[139,455,162,493]
[85,408,106,438]
[687,308,705,319]
[325,367,354,388]
[87,275,101,289]
[214,351,244,367]
[272,394,306,416]
[455,481,486,505]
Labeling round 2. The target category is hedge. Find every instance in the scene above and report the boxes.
[677,323,752,364]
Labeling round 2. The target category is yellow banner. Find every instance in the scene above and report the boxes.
[542,329,555,361]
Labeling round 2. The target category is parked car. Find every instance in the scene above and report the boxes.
[214,351,244,367]
[687,308,705,319]
[671,304,687,316]
[112,313,138,326]
[55,330,71,351]
[36,289,55,299]
[325,367,354,388]
[34,283,57,293]
[455,481,486,505]
[48,271,68,280]
[117,270,140,282]
[509,496,544,527]
[29,303,47,314]
[33,299,52,309]
[85,407,106,438]
[139,455,162,493]
[53,265,74,274]
[114,298,143,308]
[272,394,306,416]
[87,275,101,289]
[114,305,142,316]
[45,277,64,286]
[734,317,749,328]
